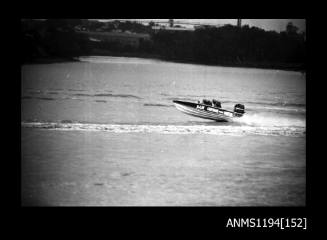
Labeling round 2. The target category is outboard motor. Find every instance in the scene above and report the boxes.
[234,104,245,117]
[212,99,221,108]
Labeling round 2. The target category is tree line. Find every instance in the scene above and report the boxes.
[22,19,305,70]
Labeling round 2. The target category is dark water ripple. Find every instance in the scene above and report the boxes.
[144,103,173,108]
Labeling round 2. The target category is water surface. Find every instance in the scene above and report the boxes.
[21,56,306,206]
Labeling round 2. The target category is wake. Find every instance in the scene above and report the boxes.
[233,113,305,128]
[21,121,305,137]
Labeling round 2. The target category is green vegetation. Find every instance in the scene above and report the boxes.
[151,23,305,70]
[22,19,305,71]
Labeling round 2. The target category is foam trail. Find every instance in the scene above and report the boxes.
[233,113,306,128]
[21,122,305,137]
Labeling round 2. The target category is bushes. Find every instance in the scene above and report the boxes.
[22,19,305,70]
[150,25,305,69]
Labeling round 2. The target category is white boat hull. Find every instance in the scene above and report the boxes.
[173,100,236,122]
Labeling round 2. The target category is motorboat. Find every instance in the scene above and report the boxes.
[173,99,245,122]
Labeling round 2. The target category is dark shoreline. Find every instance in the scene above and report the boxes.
[22,20,305,73]
[22,57,79,65]
[22,54,305,72]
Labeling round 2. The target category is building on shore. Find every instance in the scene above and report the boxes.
[152,26,195,32]
[237,19,242,28]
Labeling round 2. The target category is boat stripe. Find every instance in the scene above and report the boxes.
[184,109,225,120]
[176,104,227,118]
[183,110,219,120]
[182,108,218,119]
[175,104,230,121]
[176,105,221,119]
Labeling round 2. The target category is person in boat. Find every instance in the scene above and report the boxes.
[212,99,222,108]
[202,99,212,106]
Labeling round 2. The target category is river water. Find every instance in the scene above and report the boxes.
[21,56,306,206]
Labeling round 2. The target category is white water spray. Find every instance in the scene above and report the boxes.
[234,113,306,128]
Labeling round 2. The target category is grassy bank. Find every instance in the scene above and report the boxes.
[22,20,305,72]
[23,56,79,65]
[84,48,307,72]
[22,52,305,72]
